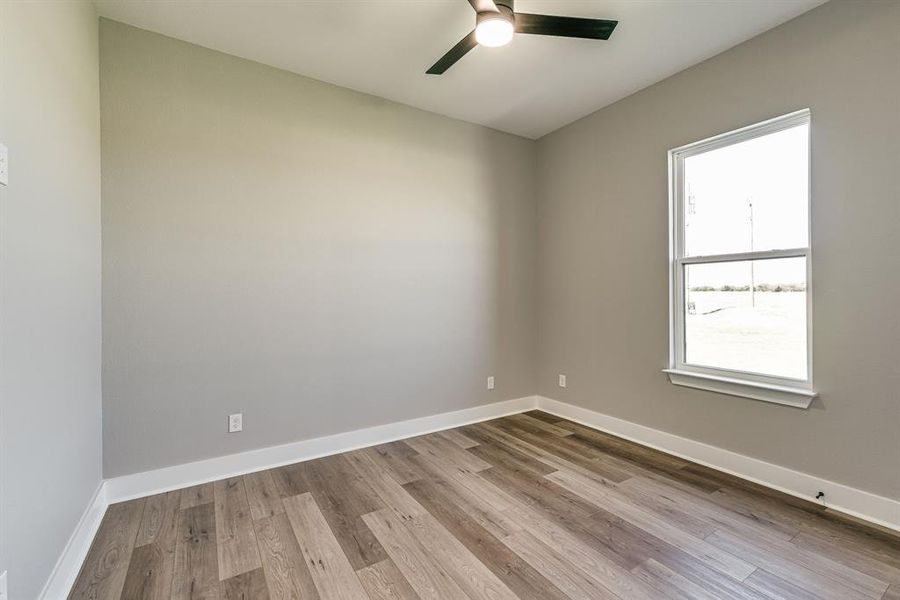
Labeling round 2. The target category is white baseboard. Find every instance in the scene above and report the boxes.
[39,481,108,600]
[105,396,539,503]
[536,396,900,532]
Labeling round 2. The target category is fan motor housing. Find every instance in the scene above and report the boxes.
[475,0,516,26]
[477,2,514,27]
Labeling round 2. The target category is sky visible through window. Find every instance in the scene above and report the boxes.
[684,124,809,289]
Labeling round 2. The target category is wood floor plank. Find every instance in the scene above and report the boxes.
[743,568,823,600]
[136,490,182,547]
[355,559,419,600]
[438,429,480,449]
[521,410,568,425]
[504,503,671,600]
[790,530,900,585]
[127,491,180,599]
[502,530,622,600]
[458,424,557,477]
[362,508,470,600]
[172,502,221,600]
[578,501,771,600]
[421,438,674,573]
[408,447,523,518]
[612,478,717,539]
[181,483,215,509]
[70,498,145,600]
[244,470,285,521]
[405,433,493,473]
[269,462,312,499]
[365,441,424,486]
[283,492,369,599]
[408,453,524,539]
[715,487,900,570]
[72,415,900,600]
[709,527,890,599]
[214,477,263,580]
[120,541,174,600]
[548,469,757,580]
[706,529,876,600]
[619,475,795,543]
[476,421,633,483]
[344,448,427,522]
[465,439,558,479]
[254,513,321,600]
[623,537,771,600]
[630,558,721,600]
[403,474,569,600]
[221,567,270,600]
[304,454,389,570]
[478,458,599,522]
[506,413,575,437]
[553,420,691,472]
[402,511,519,600]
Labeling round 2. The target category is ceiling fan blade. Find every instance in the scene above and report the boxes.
[514,13,618,40]
[426,30,478,75]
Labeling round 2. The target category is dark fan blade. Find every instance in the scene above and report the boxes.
[426,30,478,75]
[515,13,618,40]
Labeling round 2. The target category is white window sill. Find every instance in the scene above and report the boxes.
[662,369,817,408]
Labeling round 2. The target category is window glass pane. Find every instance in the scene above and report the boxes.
[684,124,809,257]
[684,257,807,380]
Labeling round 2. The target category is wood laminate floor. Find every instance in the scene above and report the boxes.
[71,411,900,600]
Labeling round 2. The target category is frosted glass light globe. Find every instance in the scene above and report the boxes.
[475,16,514,47]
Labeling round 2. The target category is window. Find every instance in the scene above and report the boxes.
[665,110,816,408]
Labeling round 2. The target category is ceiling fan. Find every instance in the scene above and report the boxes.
[427,0,618,75]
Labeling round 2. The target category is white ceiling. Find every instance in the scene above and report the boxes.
[94,0,826,139]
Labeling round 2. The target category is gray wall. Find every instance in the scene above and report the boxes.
[0,2,103,598]
[535,0,900,500]
[100,21,537,477]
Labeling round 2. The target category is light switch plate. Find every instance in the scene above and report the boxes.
[0,143,8,186]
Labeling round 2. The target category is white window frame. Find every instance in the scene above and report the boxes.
[664,109,817,408]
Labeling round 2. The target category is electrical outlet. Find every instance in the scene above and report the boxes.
[228,413,243,433]
[486,376,495,390]
[1,570,8,600]
[0,143,8,186]
[558,373,567,388]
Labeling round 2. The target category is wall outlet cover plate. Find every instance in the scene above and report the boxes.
[228,413,243,433]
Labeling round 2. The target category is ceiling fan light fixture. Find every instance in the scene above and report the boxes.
[475,11,514,47]
[426,0,617,75]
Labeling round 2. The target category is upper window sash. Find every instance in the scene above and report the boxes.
[669,109,811,167]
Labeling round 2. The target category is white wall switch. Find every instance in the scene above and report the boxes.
[228,413,243,433]
[0,570,8,600]
[0,143,8,186]
[486,376,495,390]
[558,374,567,388]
